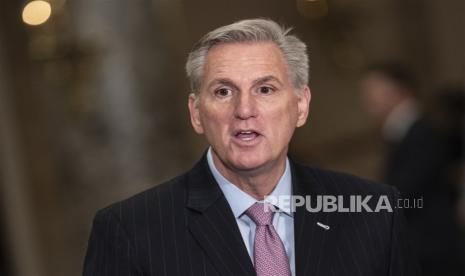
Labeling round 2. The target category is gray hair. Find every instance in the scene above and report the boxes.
[185,18,309,93]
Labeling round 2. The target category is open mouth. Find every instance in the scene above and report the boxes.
[234,130,261,141]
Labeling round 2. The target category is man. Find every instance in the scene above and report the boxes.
[360,64,464,276]
[84,19,419,276]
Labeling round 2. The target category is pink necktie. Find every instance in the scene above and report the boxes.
[246,202,291,276]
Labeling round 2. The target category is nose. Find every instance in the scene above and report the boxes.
[234,91,258,120]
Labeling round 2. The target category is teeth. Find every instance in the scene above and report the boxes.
[235,130,259,142]
[236,130,256,136]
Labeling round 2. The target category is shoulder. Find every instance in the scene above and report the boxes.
[93,171,190,227]
[291,160,398,197]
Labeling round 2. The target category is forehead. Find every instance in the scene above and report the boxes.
[202,42,289,83]
[363,73,400,90]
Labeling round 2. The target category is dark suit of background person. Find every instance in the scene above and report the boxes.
[360,64,464,276]
[83,154,419,276]
[84,20,419,276]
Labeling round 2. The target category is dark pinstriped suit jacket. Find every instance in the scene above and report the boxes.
[83,154,420,276]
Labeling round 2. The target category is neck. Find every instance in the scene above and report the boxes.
[211,151,287,200]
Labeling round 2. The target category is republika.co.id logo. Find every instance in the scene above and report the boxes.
[264,195,424,213]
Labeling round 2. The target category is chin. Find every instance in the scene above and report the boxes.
[229,152,269,171]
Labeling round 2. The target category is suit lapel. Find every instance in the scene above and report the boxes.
[186,156,256,276]
[291,160,337,276]
[184,155,338,276]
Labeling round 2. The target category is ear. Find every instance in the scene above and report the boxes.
[296,85,311,127]
[188,93,204,134]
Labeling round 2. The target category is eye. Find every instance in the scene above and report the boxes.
[258,86,274,94]
[214,88,232,97]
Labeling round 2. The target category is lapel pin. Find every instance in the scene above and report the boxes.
[317,222,330,230]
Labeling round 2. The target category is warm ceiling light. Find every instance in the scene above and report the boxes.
[22,1,52,26]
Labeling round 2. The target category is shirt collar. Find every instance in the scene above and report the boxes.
[206,147,293,218]
[383,100,419,142]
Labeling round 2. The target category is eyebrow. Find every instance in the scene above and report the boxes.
[206,75,283,91]
[206,78,240,91]
[251,75,283,87]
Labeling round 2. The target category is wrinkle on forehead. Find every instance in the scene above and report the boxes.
[202,42,291,89]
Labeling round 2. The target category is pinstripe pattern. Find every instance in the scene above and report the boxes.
[83,154,420,276]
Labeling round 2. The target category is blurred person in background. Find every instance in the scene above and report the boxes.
[360,63,465,276]
[0,228,8,276]
[429,85,465,233]
[429,85,465,194]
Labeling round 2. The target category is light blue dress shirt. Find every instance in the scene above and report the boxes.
[206,148,295,276]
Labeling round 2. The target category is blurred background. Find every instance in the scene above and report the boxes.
[0,0,463,275]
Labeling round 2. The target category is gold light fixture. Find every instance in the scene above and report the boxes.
[22,0,52,26]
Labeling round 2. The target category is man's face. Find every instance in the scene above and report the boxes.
[360,73,405,121]
[188,42,311,172]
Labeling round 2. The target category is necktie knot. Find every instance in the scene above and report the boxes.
[246,202,275,226]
